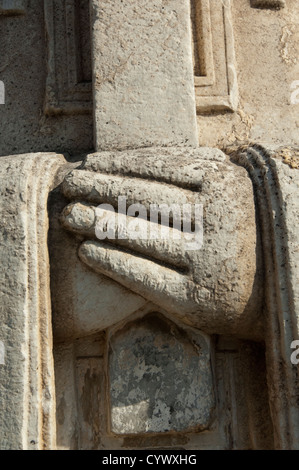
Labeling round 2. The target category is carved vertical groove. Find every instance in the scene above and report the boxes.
[0,153,66,449]
[229,145,299,449]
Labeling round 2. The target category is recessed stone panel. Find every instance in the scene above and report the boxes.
[191,0,238,113]
[44,0,92,115]
[0,0,26,14]
[109,313,214,435]
[250,0,285,9]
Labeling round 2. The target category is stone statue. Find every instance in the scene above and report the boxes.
[0,0,298,451]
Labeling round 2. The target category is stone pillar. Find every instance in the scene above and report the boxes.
[90,0,198,150]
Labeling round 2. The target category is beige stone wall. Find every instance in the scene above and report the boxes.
[0,0,299,451]
[0,0,298,157]
[197,0,299,148]
[0,0,93,157]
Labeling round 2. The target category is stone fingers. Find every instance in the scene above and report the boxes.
[61,169,198,212]
[60,202,190,269]
[60,202,96,237]
[78,240,197,316]
[81,147,227,190]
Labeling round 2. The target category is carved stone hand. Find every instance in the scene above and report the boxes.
[61,147,264,339]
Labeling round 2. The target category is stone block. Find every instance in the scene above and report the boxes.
[90,0,198,150]
[109,313,214,434]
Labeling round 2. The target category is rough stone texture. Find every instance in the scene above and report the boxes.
[44,0,92,115]
[0,152,66,449]
[54,334,106,450]
[53,316,273,449]
[0,0,93,157]
[61,147,264,340]
[0,0,298,452]
[228,144,299,449]
[214,337,274,449]
[109,314,214,435]
[192,0,239,113]
[0,0,26,14]
[196,0,299,148]
[0,0,298,157]
[250,0,285,8]
[90,0,198,150]
[54,343,79,450]
[48,179,148,341]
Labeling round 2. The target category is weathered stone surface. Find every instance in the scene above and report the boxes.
[250,0,285,8]
[53,319,274,449]
[0,0,297,155]
[0,0,26,14]
[228,144,299,449]
[61,147,264,340]
[192,0,238,113]
[54,343,78,450]
[109,313,214,434]
[214,337,274,449]
[0,0,298,452]
[90,0,198,150]
[54,333,106,450]
[44,0,92,115]
[0,152,66,450]
[196,0,298,148]
[49,186,148,341]
[0,0,93,157]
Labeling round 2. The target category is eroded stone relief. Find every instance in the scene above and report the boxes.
[109,314,214,435]
[0,0,298,452]
[191,0,238,113]
[44,0,92,115]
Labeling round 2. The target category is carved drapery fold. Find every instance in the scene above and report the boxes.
[228,145,299,449]
[0,153,66,449]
